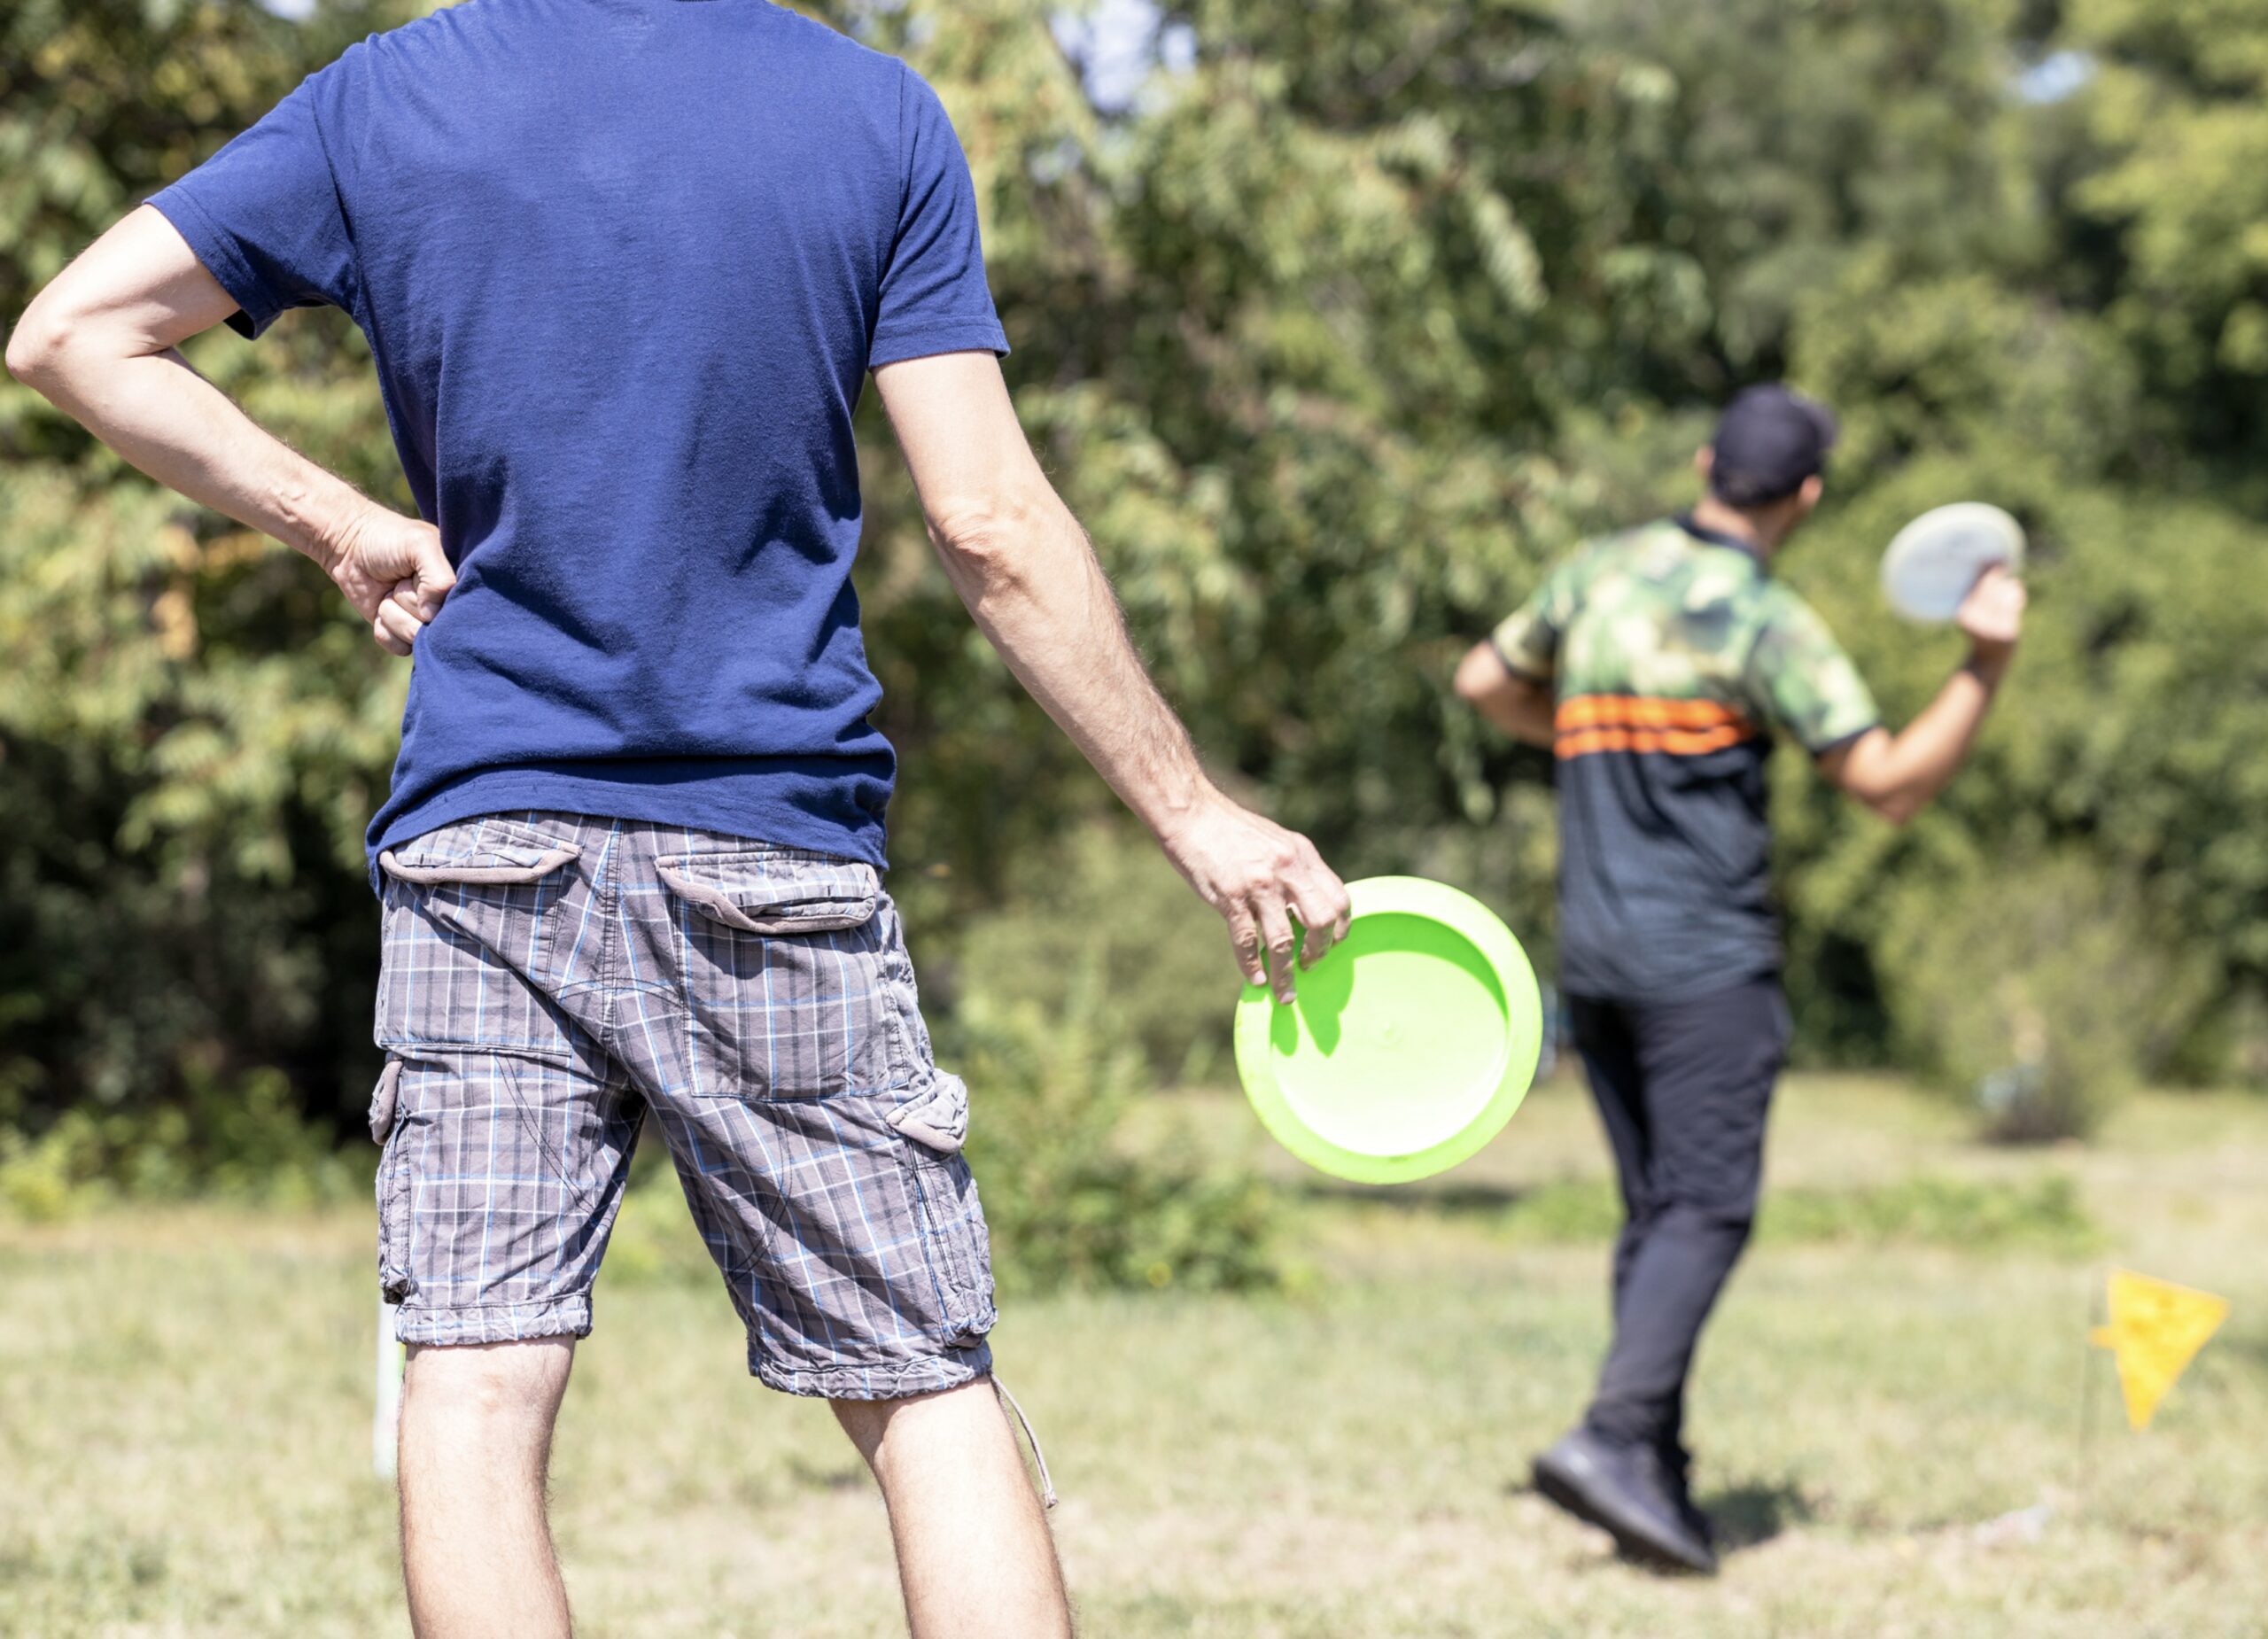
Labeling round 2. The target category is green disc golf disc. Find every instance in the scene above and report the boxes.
[1233,876,1543,1185]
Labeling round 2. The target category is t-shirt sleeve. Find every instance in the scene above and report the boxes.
[869,68,1009,369]
[146,73,356,339]
[1489,555,1582,681]
[1748,594,1881,754]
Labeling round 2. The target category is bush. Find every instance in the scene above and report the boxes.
[1877,856,2213,1142]
[948,821,1239,1086]
[0,1061,358,1221]
[948,972,1280,1295]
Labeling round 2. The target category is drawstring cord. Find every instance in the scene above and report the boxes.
[991,1377,1058,1510]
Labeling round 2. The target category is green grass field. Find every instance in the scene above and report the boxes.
[4,1074,2264,1638]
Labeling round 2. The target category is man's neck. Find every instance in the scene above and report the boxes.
[1687,494,1776,555]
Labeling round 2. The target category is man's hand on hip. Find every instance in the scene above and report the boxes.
[1157,794,1353,1005]
[8,205,454,659]
[328,506,456,656]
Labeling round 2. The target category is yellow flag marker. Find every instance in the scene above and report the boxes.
[2089,1268,2229,1431]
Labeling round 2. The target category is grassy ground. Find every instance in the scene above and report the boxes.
[4,1074,2264,1637]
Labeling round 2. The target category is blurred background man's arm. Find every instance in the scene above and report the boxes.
[873,349,1351,1002]
[1819,567,2027,826]
[5,206,452,655]
[1456,552,1578,748]
[1454,642,1557,748]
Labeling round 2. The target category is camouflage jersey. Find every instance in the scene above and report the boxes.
[1492,516,1879,1001]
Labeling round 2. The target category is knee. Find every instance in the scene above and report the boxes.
[1658,1195,1756,1244]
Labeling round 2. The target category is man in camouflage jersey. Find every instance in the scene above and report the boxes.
[1456,386,2026,1573]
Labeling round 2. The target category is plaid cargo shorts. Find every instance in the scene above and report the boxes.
[366,812,995,1399]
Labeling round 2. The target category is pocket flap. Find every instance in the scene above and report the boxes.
[369,1057,405,1145]
[656,850,880,935]
[888,1070,970,1155]
[380,824,580,886]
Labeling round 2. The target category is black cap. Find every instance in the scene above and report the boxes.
[1708,385,1838,508]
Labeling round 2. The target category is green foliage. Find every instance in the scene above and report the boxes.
[950,979,1280,1294]
[2,0,412,1141]
[0,1062,357,1221]
[1876,855,2213,1141]
[1759,1172,2100,1254]
[4,0,2266,1177]
[950,820,1235,1085]
[1494,1171,2099,1255]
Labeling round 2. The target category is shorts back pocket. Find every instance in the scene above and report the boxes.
[656,846,913,1100]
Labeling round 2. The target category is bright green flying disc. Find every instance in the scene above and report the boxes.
[1233,876,1543,1185]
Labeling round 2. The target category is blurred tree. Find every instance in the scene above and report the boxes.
[3,0,2263,1166]
[1,0,412,1146]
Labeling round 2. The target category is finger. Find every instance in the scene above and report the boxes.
[1253,891,1300,1005]
[1961,564,2007,607]
[1289,848,1352,966]
[389,581,434,624]
[413,532,456,618]
[1324,870,1351,947]
[371,612,412,657]
[1223,902,1267,990]
[1290,876,1340,967]
[375,599,424,655]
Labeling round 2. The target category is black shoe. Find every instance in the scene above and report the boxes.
[1656,1437,1716,1551]
[1533,1429,1719,1575]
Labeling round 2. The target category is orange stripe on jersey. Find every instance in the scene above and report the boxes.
[1556,724,1759,759]
[1556,694,1753,734]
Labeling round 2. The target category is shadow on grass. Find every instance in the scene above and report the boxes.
[1295,1179,1539,1216]
[1299,1171,2100,1255]
[1510,1472,1814,1562]
[1699,1480,1815,1551]
[1300,1176,1626,1242]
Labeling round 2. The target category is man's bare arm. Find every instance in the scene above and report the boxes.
[5,205,452,654]
[872,350,1350,1002]
[1820,567,2026,825]
[1453,641,1557,748]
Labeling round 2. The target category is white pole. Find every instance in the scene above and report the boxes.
[374,1297,405,1480]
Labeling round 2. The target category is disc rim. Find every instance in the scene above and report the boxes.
[1881,502,2026,622]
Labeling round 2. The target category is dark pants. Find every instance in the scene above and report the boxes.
[1567,975,1790,1461]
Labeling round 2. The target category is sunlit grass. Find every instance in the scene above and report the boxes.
[4,1077,2264,1636]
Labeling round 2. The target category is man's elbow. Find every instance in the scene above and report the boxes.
[3,286,109,398]
[928,492,1054,585]
[1852,784,1924,827]
[1452,646,1502,703]
[4,303,70,392]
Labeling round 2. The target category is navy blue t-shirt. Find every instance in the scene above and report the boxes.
[151,0,1007,879]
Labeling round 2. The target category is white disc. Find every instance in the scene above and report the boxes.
[1880,503,2026,623]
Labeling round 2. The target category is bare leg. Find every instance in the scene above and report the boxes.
[399,1337,578,1639]
[833,1379,1071,1639]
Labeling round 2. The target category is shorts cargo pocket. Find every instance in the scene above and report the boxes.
[376,817,581,1060]
[895,1074,994,1348]
[656,846,913,1100]
[372,1058,416,1306]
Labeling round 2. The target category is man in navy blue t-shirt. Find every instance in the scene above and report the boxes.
[9,5,1350,1634]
